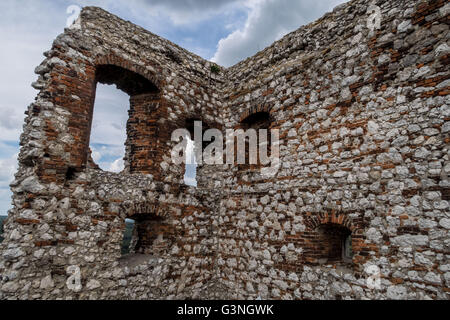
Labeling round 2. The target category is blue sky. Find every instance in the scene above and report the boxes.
[0,0,346,215]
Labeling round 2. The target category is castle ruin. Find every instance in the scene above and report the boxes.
[0,0,449,300]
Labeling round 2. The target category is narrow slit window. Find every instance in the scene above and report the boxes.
[184,136,197,187]
[183,119,211,187]
[121,218,135,256]
[343,234,353,261]
[0,216,5,244]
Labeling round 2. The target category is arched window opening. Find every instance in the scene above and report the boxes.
[239,111,272,170]
[88,64,159,173]
[95,65,158,96]
[89,83,129,172]
[315,223,353,264]
[241,111,272,130]
[121,215,170,257]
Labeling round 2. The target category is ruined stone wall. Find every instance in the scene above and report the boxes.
[1,0,449,300]
[219,0,449,299]
[0,7,225,299]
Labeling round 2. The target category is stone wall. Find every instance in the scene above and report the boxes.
[219,0,449,299]
[1,0,449,300]
[0,7,225,300]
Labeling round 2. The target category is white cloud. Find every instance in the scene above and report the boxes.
[88,83,129,171]
[109,158,125,173]
[0,154,17,186]
[90,144,125,171]
[91,150,102,163]
[212,0,346,67]
[126,0,241,25]
[185,137,196,165]
[184,176,197,187]
[0,1,68,142]
[90,84,130,146]
[0,152,18,215]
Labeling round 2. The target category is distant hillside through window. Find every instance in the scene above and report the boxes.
[0,215,6,243]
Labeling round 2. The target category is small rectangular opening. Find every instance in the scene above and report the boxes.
[120,215,170,258]
[0,216,5,244]
[121,218,135,255]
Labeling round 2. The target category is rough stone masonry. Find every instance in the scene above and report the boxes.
[0,0,449,300]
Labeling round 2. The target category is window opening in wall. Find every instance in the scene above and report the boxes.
[121,215,169,257]
[183,118,212,187]
[184,136,197,187]
[121,218,135,255]
[343,234,353,261]
[89,64,159,173]
[316,223,353,264]
[89,83,129,173]
[241,111,272,130]
[65,167,77,181]
[239,111,272,169]
[0,216,5,244]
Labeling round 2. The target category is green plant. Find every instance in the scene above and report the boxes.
[210,64,220,74]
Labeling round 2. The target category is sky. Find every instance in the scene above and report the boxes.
[0,0,346,215]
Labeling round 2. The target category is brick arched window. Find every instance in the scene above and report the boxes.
[85,62,162,176]
[312,223,353,264]
[120,202,173,258]
[237,110,272,173]
[128,216,169,255]
[94,64,159,96]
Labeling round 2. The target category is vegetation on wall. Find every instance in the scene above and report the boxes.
[210,63,220,74]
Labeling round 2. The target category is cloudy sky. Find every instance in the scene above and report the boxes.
[0,0,346,215]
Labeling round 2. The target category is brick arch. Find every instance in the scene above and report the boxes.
[119,200,174,255]
[239,103,272,123]
[95,54,164,91]
[302,212,363,266]
[169,112,224,151]
[120,200,171,220]
[87,55,169,175]
[62,53,167,173]
[304,212,357,232]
